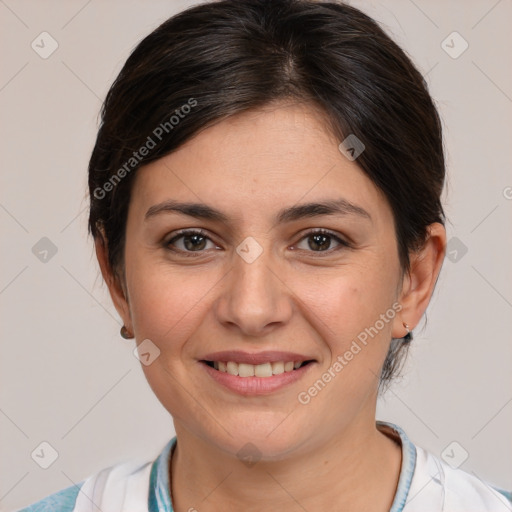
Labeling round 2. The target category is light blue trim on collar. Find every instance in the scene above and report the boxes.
[377,421,417,512]
[148,422,416,512]
[148,437,176,512]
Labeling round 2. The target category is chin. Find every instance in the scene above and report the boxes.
[205,414,310,462]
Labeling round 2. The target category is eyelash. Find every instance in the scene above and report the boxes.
[164,228,351,258]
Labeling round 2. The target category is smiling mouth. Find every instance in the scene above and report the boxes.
[201,360,315,378]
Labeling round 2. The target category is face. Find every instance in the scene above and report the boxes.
[109,102,411,459]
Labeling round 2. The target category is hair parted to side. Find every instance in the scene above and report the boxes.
[87,0,446,394]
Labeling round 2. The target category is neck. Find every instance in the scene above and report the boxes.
[169,417,402,512]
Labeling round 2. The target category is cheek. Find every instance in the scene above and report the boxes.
[126,265,216,415]
[127,261,215,352]
[298,276,398,409]
[297,265,397,348]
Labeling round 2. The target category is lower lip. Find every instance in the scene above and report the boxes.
[201,362,315,395]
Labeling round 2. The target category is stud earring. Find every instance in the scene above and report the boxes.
[120,325,134,339]
[402,322,412,342]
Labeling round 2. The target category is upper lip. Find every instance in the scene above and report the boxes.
[201,351,315,365]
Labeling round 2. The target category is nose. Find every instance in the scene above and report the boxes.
[214,243,293,337]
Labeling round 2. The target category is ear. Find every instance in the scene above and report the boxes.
[94,230,133,334]
[392,222,446,338]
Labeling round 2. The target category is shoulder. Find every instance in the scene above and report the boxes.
[15,438,176,512]
[440,454,512,511]
[15,483,83,512]
[408,444,512,511]
[15,459,151,512]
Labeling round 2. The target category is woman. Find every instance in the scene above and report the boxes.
[18,0,511,510]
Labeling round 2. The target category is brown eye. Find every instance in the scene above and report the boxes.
[295,229,349,254]
[166,229,217,255]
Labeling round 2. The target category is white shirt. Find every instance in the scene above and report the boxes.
[19,421,512,512]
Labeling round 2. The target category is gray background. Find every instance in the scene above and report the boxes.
[1,0,511,510]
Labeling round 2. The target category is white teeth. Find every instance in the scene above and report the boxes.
[211,360,307,377]
[226,361,239,376]
[255,362,272,377]
[238,363,255,377]
[271,361,284,375]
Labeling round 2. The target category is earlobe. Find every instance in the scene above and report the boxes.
[392,223,446,339]
[94,234,133,333]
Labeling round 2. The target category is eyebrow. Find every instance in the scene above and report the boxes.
[144,198,372,225]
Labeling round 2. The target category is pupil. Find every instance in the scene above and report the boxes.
[309,234,330,251]
[185,234,206,251]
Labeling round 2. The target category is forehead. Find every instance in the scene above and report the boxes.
[129,102,391,226]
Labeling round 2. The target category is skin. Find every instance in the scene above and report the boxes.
[96,100,446,511]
